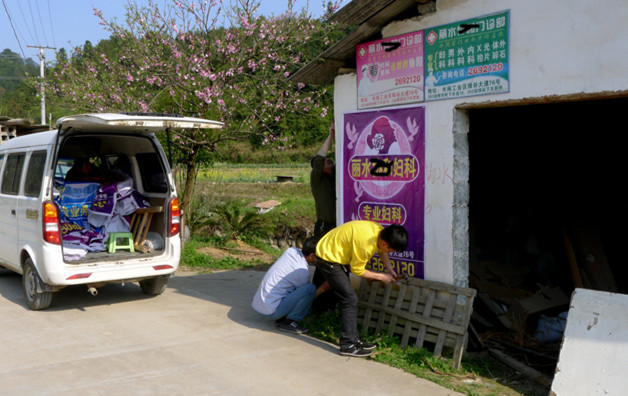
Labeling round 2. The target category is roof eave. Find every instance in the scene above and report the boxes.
[290,0,435,85]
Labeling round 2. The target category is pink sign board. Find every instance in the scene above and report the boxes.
[356,31,425,109]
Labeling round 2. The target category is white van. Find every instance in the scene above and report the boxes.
[0,113,222,310]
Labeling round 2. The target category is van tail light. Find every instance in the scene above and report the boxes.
[168,198,180,237]
[42,201,61,245]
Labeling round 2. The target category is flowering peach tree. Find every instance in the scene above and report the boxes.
[48,0,342,217]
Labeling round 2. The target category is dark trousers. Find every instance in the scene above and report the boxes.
[312,220,339,313]
[315,257,358,349]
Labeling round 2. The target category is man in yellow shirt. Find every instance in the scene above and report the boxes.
[315,220,408,357]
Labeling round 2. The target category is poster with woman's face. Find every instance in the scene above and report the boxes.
[342,106,425,278]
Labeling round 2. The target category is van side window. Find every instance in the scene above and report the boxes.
[24,151,47,197]
[1,153,25,195]
[105,154,132,178]
[136,152,167,193]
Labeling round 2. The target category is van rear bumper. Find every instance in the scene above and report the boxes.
[38,239,181,287]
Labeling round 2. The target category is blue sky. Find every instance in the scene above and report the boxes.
[1,0,340,61]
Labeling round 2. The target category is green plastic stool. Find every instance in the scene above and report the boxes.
[107,232,135,253]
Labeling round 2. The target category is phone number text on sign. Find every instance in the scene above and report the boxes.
[368,256,420,278]
[468,62,504,76]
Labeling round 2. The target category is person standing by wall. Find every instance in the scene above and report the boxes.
[310,122,339,313]
[310,122,336,238]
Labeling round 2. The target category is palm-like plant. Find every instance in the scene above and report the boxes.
[204,200,274,241]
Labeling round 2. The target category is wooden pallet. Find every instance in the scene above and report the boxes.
[357,277,476,369]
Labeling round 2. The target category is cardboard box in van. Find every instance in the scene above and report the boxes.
[0,113,223,310]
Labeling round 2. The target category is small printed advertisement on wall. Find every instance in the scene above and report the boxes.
[356,31,425,110]
[424,10,510,101]
[341,105,425,278]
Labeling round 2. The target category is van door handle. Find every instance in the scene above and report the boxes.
[11,209,15,215]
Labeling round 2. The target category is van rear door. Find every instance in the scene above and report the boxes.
[56,113,223,134]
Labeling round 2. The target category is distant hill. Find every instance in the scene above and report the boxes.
[0,49,39,119]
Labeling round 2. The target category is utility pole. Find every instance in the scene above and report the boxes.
[27,45,56,126]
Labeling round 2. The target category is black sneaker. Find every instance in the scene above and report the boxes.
[339,344,372,358]
[358,340,377,350]
[278,319,308,334]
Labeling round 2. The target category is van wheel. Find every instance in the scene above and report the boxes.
[139,276,168,295]
[22,258,53,310]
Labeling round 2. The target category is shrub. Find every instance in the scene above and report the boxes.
[198,199,274,241]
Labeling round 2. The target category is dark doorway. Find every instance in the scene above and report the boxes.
[466,98,627,382]
[468,98,625,295]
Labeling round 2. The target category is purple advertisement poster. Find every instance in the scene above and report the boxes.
[342,106,425,278]
[356,31,425,109]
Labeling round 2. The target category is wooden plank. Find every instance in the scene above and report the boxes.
[506,286,569,332]
[361,280,379,331]
[452,333,467,370]
[406,277,477,298]
[388,283,407,334]
[570,225,617,292]
[415,289,435,349]
[489,348,553,387]
[400,287,421,346]
[477,292,512,329]
[376,283,393,332]
[357,279,369,328]
[433,294,457,358]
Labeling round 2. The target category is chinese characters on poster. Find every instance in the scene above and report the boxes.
[342,106,425,278]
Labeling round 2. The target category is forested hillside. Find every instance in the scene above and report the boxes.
[0,49,40,119]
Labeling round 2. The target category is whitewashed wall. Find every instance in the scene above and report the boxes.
[333,0,628,285]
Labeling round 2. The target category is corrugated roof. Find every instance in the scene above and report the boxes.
[290,0,435,85]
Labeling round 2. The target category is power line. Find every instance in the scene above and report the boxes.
[1,0,27,58]
[34,0,49,47]
[15,1,35,48]
[46,0,56,47]
[26,0,41,45]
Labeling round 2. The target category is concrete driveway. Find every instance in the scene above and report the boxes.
[0,268,462,395]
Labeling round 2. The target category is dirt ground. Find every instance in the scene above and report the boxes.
[195,239,275,264]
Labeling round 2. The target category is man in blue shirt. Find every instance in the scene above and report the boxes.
[252,237,328,334]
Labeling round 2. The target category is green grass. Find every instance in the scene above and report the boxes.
[303,311,539,396]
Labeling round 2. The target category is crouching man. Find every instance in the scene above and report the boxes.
[252,236,329,334]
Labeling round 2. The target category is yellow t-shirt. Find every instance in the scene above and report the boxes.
[315,220,383,277]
